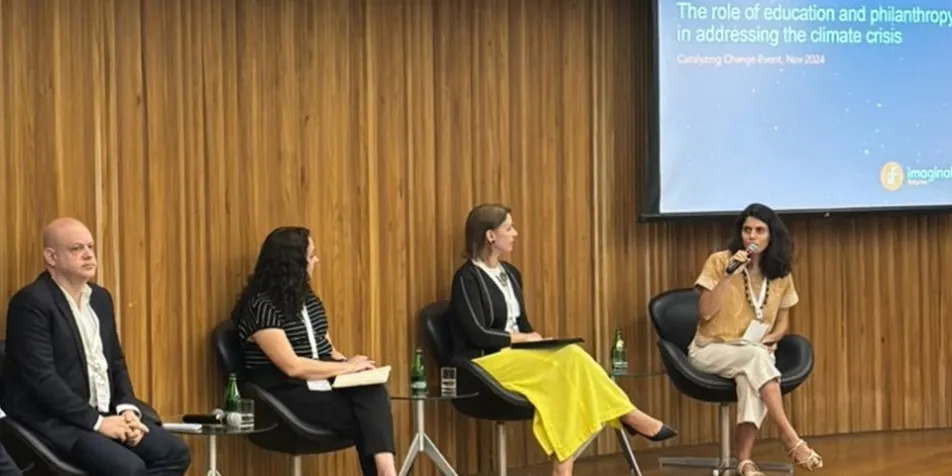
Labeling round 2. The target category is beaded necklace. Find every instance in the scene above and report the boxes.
[742,268,769,320]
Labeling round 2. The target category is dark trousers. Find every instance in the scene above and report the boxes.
[67,421,190,476]
[0,443,22,476]
[274,383,396,476]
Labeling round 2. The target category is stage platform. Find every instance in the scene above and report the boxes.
[474,429,952,475]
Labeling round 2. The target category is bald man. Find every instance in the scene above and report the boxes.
[1,218,190,475]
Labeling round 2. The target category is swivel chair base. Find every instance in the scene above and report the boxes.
[656,404,793,476]
[492,421,644,476]
[494,422,508,476]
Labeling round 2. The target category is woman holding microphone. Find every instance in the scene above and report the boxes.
[689,203,822,475]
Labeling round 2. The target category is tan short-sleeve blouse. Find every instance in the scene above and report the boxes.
[693,250,799,346]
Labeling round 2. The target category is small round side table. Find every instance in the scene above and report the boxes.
[164,421,276,476]
[391,392,478,476]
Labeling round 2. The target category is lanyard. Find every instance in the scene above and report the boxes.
[300,306,320,359]
[743,269,767,321]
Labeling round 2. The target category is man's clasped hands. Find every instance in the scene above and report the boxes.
[98,410,151,446]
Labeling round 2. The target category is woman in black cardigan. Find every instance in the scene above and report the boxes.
[446,203,676,476]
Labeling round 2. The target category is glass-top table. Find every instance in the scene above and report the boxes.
[608,368,667,380]
[163,420,275,476]
[391,392,478,401]
[391,391,478,476]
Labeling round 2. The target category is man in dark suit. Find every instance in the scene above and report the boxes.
[1,217,190,475]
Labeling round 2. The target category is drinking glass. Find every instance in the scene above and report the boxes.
[236,398,255,430]
[440,367,457,397]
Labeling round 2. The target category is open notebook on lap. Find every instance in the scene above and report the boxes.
[307,365,392,391]
[511,337,584,350]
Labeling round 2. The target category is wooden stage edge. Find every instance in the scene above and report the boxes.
[473,428,952,475]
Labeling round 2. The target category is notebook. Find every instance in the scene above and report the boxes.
[331,365,393,389]
[511,337,584,350]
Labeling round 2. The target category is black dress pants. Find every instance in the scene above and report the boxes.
[67,421,191,476]
[273,383,396,476]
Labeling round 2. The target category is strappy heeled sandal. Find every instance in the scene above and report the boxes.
[785,439,823,471]
[737,459,766,476]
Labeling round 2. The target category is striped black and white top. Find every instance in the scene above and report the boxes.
[235,291,333,387]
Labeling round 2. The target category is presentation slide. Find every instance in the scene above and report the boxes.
[657,0,952,215]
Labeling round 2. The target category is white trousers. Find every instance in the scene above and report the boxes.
[688,341,782,428]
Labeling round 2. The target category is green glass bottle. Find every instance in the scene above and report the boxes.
[224,373,241,412]
[611,329,628,376]
[410,348,427,396]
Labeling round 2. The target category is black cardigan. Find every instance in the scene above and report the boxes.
[447,260,534,359]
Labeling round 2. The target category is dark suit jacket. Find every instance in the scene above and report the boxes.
[1,271,138,452]
[447,260,534,359]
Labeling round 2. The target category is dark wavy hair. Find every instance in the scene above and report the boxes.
[726,203,794,280]
[231,226,312,324]
[462,203,512,260]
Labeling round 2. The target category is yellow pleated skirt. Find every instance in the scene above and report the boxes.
[473,344,636,462]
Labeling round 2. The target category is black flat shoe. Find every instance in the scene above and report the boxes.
[623,423,677,442]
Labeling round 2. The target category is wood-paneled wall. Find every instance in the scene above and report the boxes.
[1,0,950,475]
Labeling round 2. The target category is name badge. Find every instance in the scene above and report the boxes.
[742,319,770,344]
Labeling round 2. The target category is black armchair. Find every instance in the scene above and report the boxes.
[211,321,354,476]
[648,288,814,476]
[418,301,534,476]
[0,417,70,476]
[0,340,160,476]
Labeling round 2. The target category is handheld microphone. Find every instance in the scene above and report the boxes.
[181,413,222,424]
[182,408,242,427]
[725,243,759,274]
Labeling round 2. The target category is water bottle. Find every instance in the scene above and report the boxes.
[224,373,241,412]
[410,348,427,396]
[611,329,628,376]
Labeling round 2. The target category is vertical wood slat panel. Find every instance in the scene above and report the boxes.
[0,1,950,475]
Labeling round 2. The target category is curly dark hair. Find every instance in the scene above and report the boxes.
[231,226,312,324]
[726,203,794,280]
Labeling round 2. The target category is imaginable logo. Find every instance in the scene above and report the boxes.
[880,161,904,191]
[881,160,952,190]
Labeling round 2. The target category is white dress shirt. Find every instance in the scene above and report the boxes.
[58,284,139,430]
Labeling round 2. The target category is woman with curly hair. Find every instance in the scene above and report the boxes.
[690,203,822,475]
[231,227,397,476]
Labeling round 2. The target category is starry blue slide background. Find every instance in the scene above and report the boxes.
[657,0,952,214]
